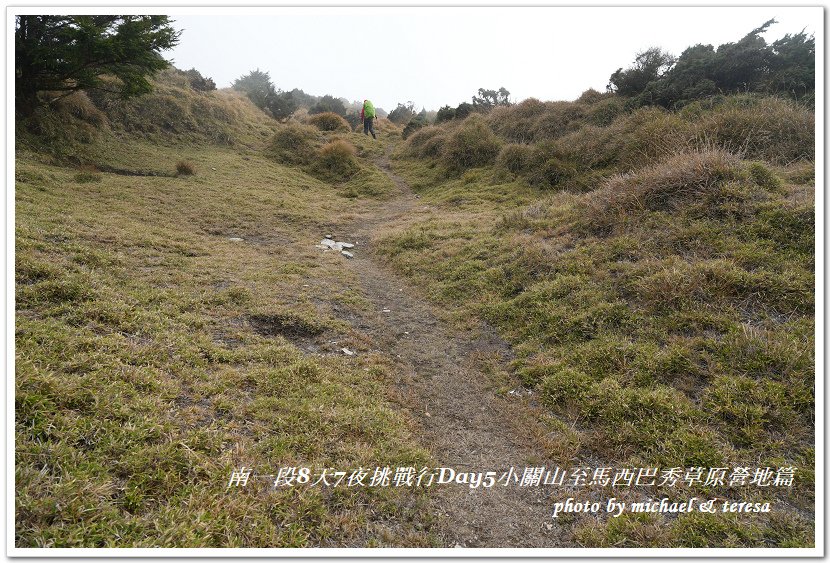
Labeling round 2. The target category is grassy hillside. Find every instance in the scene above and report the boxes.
[16,68,277,172]
[15,75,435,547]
[379,92,815,546]
[15,66,815,548]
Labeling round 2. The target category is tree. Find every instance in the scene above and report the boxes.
[233,69,274,110]
[709,19,775,93]
[435,105,455,123]
[289,88,317,108]
[184,68,216,92]
[233,69,297,120]
[767,30,815,100]
[471,87,511,110]
[266,90,297,121]
[608,47,675,97]
[388,101,415,124]
[402,109,429,139]
[454,102,474,119]
[618,20,815,109]
[15,15,180,116]
[344,112,361,130]
[309,94,347,116]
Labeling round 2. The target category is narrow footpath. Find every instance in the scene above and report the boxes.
[327,143,564,547]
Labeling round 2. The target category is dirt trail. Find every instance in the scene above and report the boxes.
[330,143,562,547]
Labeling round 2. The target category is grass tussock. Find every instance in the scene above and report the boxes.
[441,115,502,170]
[175,160,196,176]
[581,149,740,232]
[405,126,448,159]
[403,94,813,190]
[267,122,319,166]
[314,139,360,179]
[496,143,533,174]
[691,96,814,164]
[306,112,351,132]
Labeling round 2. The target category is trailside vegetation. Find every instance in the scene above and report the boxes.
[15,16,180,116]
[608,19,815,108]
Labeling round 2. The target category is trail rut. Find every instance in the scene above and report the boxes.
[329,144,563,547]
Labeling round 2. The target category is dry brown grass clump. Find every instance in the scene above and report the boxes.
[307,112,350,132]
[176,160,196,176]
[581,149,740,232]
[315,139,359,178]
[51,91,109,128]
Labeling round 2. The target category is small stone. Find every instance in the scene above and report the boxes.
[228,237,244,242]
[340,242,355,249]
[382,308,391,313]
[341,348,355,356]
[341,250,354,259]
[324,234,333,239]
[211,167,217,171]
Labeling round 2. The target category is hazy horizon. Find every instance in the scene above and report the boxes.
[165,6,820,111]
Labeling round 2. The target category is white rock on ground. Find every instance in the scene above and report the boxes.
[318,238,356,257]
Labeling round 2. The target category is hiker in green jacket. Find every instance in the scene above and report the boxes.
[360,99,377,139]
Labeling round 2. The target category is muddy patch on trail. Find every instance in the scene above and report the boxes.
[245,313,354,356]
[247,313,324,339]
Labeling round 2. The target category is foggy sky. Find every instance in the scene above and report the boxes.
[164,6,821,112]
